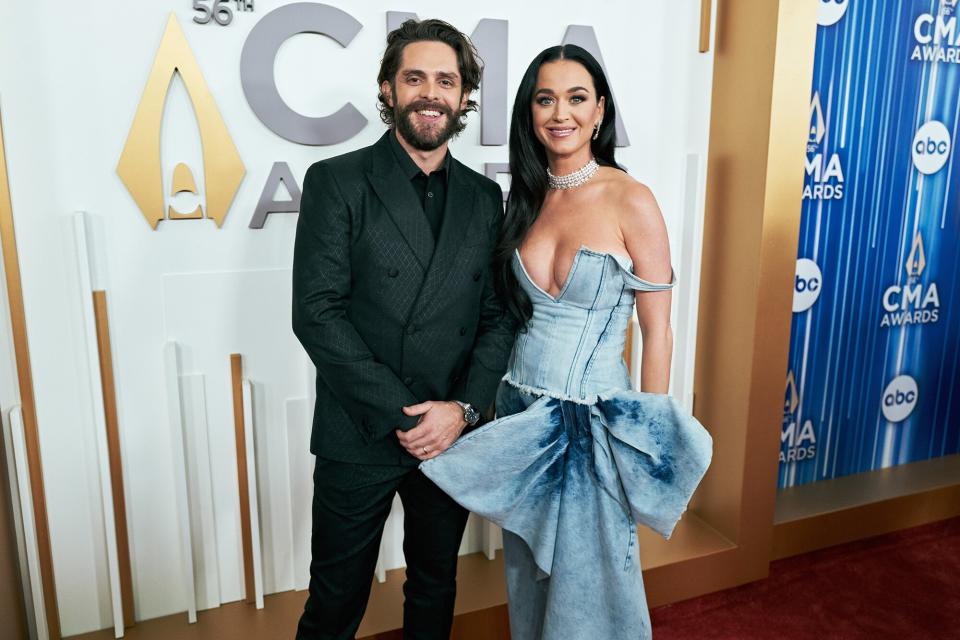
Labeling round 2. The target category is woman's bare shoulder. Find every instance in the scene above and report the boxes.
[594,166,654,199]
[595,170,662,230]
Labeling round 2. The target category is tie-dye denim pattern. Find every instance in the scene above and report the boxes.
[421,249,712,640]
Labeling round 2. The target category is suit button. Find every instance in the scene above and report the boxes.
[473,270,482,282]
[459,327,467,336]
[388,268,399,278]
[406,325,417,335]
[403,376,414,385]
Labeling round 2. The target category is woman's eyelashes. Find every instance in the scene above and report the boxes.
[534,94,590,107]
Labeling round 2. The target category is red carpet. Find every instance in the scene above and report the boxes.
[650,517,960,639]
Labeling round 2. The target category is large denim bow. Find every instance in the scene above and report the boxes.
[420,390,712,578]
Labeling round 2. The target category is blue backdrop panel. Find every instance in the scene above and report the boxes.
[779,0,960,488]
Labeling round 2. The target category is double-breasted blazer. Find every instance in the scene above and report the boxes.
[292,131,515,466]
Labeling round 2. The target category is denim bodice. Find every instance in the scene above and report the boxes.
[505,246,675,402]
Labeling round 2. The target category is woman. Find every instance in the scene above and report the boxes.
[421,45,712,640]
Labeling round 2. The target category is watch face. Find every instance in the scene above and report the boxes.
[464,404,480,425]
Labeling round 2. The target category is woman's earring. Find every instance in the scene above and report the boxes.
[592,122,601,141]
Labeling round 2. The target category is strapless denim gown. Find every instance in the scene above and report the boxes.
[421,247,713,640]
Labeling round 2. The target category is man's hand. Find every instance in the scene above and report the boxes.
[396,401,467,461]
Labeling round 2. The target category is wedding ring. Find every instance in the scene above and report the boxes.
[422,446,429,454]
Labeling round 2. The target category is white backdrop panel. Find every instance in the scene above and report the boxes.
[163,269,304,603]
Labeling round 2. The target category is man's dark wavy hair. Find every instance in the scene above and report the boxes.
[377,19,482,133]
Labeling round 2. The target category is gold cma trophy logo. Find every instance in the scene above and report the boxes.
[780,370,816,464]
[905,231,927,277]
[117,14,244,229]
[784,370,799,415]
[808,92,825,147]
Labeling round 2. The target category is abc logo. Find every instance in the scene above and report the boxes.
[881,375,919,423]
[817,0,849,26]
[912,121,951,175]
[793,258,822,313]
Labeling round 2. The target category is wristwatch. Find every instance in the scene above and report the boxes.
[454,400,481,427]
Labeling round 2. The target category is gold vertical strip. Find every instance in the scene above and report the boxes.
[0,108,62,638]
[692,0,816,565]
[699,0,713,52]
[92,291,135,628]
[0,421,28,640]
[231,354,255,604]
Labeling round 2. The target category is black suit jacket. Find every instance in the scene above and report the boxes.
[292,131,515,466]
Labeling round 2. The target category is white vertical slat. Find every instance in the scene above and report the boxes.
[180,374,220,610]
[374,549,387,584]
[374,496,404,582]
[381,496,405,572]
[298,357,318,589]
[628,315,642,390]
[305,357,316,422]
[2,406,38,640]
[481,520,501,561]
[241,380,264,609]
[162,342,198,623]
[8,406,47,640]
[286,397,312,591]
[73,212,125,637]
[671,154,707,411]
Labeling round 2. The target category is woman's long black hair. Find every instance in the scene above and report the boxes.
[494,44,624,330]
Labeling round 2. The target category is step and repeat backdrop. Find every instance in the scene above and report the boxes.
[0,1,714,635]
[780,0,960,488]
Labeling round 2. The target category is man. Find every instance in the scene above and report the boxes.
[292,19,515,640]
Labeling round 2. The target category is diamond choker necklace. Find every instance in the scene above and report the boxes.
[547,158,600,190]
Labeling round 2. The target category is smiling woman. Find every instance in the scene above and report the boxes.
[421,43,707,640]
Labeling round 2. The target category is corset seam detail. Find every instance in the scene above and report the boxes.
[581,283,627,399]
[569,262,612,397]
[564,308,595,398]
[515,327,526,380]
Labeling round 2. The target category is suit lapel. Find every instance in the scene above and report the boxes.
[366,133,435,270]
[416,160,478,309]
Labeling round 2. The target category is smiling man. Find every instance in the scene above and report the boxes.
[291,19,515,640]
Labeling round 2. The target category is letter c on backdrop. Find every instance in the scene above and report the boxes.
[241,2,367,145]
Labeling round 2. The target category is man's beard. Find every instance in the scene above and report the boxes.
[395,99,461,151]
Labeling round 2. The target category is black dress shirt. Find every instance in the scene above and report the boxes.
[388,129,450,241]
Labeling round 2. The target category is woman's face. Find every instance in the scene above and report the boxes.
[531,59,605,159]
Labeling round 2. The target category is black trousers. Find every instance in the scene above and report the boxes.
[295,457,470,640]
